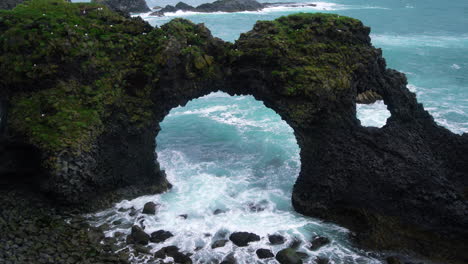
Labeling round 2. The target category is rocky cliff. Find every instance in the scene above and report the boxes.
[151,0,316,16]
[0,0,25,10]
[0,1,467,263]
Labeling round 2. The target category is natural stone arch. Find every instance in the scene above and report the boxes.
[0,2,467,263]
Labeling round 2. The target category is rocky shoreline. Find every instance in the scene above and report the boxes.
[150,0,317,17]
[0,1,467,264]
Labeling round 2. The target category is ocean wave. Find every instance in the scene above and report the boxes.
[371,34,468,48]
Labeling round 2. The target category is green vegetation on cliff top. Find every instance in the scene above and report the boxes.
[1,0,371,154]
[236,12,373,98]
[0,0,223,153]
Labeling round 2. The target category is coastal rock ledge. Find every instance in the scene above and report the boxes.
[0,1,466,263]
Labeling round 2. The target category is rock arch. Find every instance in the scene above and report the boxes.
[0,3,466,262]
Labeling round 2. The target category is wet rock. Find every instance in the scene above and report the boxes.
[154,245,192,263]
[134,244,151,254]
[229,232,260,247]
[213,209,226,215]
[386,256,401,264]
[118,207,130,212]
[142,202,157,215]
[150,230,173,243]
[289,238,302,249]
[316,257,329,264]
[276,248,303,264]
[309,236,330,251]
[256,248,274,259]
[221,252,236,264]
[268,234,285,245]
[127,225,149,245]
[129,208,137,217]
[247,200,268,212]
[179,214,188,219]
[211,239,229,249]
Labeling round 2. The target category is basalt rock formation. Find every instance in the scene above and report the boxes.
[151,0,317,17]
[0,0,25,10]
[0,1,467,263]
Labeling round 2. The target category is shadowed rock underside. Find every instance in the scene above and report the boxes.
[0,1,467,263]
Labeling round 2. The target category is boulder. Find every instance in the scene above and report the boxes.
[214,209,226,215]
[256,248,274,259]
[229,232,260,247]
[142,202,157,215]
[386,256,401,264]
[221,252,236,264]
[150,230,174,243]
[127,225,149,245]
[268,234,285,245]
[154,245,192,263]
[309,236,330,251]
[211,239,229,249]
[275,248,303,264]
[316,257,329,264]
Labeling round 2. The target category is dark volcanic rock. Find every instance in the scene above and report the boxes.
[150,230,174,243]
[221,252,237,264]
[275,248,303,264]
[1,3,467,263]
[211,239,229,248]
[127,225,149,245]
[268,234,286,245]
[197,0,263,12]
[214,209,226,215]
[142,201,157,215]
[0,0,24,10]
[92,0,150,14]
[309,236,330,250]
[256,248,274,259]
[151,0,263,16]
[154,246,192,263]
[229,232,261,247]
[316,257,329,264]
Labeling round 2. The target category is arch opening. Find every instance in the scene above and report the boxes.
[89,92,385,264]
[356,100,391,128]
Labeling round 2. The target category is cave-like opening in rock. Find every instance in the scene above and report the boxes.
[356,100,391,128]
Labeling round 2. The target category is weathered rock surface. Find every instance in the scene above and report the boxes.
[0,0,25,10]
[309,236,330,250]
[154,246,192,263]
[142,201,157,215]
[151,0,316,16]
[92,0,150,14]
[150,230,174,243]
[268,234,286,245]
[229,232,261,247]
[276,248,303,264]
[0,2,467,263]
[127,225,149,245]
[256,248,274,259]
[211,239,229,248]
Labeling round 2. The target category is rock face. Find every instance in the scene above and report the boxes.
[93,0,150,14]
[0,0,25,10]
[151,0,315,16]
[0,2,467,263]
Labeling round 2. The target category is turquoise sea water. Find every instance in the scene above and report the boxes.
[89,1,468,263]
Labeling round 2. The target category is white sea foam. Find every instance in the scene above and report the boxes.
[371,34,468,48]
[451,64,461,70]
[356,100,391,128]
